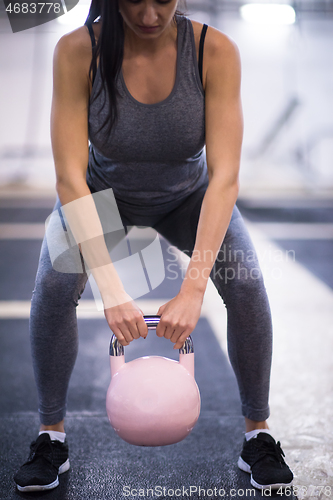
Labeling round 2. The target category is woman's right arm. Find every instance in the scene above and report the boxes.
[50,31,147,345]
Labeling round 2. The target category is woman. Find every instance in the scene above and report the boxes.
[14,0,293,493]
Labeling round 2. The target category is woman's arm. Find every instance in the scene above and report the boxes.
[156,28,243,348]
[51,30,147,344]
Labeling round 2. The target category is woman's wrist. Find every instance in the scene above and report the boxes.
[91,263,127,298]
[101,289,133,310]
[180,261,211,297]
[179,277,207,299]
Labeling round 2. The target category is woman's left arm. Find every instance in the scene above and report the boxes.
[156,29,243,348]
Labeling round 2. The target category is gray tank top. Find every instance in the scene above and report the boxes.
[87,15,208,216]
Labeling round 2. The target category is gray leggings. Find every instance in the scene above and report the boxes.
[30,182,272,425]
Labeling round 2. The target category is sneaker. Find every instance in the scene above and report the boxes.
[237,432,293,490]
[14,433,70,492]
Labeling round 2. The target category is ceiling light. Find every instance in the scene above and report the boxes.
[240,3,296,25]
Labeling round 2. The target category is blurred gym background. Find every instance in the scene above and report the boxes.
[0,1,332,498]
[1,0,333,194]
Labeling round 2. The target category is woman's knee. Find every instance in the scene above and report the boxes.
[211,260,268,304]
[33,264,88,306]
[33,233,88,302]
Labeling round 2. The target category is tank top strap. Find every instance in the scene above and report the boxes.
[199,24,208,87]
[178,16,207,95]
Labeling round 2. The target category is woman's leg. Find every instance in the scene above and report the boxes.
[30,197,89,427]
[14,202,89,491]
[152,186,272,423]
[15,194,135,492]
[210,207,272,423]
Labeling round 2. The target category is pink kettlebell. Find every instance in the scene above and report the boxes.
[106,315,201,446]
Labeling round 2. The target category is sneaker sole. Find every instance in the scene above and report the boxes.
[237,456,293,491]
[59,458,70,474]
[16,459,70,492]
[16,478,59,493]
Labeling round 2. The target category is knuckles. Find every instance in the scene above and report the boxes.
[158,319,193,333]
[119,339,129,346]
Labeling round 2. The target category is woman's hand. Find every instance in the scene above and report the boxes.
[104,293,148,347]
[155,289,204,349]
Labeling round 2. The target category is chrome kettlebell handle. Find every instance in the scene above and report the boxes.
[109,314,194,356]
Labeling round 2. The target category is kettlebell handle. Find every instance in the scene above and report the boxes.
[109,315,194,356]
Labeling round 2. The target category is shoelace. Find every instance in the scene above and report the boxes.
[251,439,286,468]
[25,437,55,466]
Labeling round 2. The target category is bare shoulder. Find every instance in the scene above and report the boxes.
[191,20,239,55]
[189,19,240,90]
[55,26,89,59]
[205,24,240,67]
[53,22,100,86]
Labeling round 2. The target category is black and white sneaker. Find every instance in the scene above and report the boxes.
[237,432,293,490]
[14,433,70,492]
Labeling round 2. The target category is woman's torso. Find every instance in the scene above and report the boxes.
[87,15,208,216]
